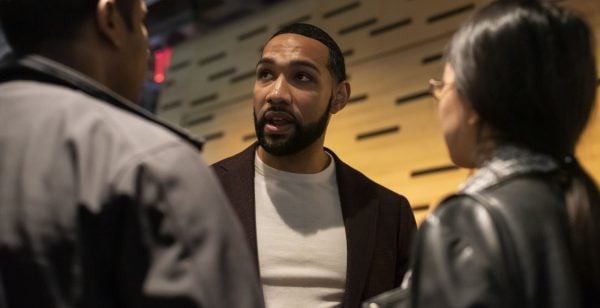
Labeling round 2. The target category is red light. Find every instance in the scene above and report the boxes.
[153,48,173,83]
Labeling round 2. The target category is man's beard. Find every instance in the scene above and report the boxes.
[254,98,332,156]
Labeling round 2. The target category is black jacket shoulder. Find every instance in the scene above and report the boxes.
[407,174,579,308]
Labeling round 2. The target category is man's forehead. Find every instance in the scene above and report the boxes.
[261,33,329,67]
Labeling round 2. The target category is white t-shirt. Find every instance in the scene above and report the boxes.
[254,154,347,308]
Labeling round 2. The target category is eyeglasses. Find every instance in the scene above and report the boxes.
[428,78,445,100]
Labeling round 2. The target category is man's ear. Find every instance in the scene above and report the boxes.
[96,0,125,48]
[331,81,351,114]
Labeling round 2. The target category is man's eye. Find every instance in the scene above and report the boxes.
[257,70,274,80]
[296,73,313,82]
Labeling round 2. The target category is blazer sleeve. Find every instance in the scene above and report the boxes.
[110,142,265,308]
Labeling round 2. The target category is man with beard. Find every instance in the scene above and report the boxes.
[212,23,417,308]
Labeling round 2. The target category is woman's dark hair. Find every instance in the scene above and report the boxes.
[447,0,599,304]
[0,0,135,55]
[271,23,347,83]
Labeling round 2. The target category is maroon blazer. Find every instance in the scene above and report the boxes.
[212,144,417,308]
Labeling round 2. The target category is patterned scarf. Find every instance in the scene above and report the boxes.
[460,145,559,194]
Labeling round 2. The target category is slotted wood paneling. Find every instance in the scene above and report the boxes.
[157,0,600,224]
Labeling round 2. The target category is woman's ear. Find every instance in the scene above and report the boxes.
[467,112,479,126]
[331,81,351,114]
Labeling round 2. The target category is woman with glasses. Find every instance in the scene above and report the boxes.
[365,0,599,307]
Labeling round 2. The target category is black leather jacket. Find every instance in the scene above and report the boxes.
[365,174,582,308]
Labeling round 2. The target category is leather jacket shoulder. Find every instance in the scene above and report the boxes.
[364,174,582,308]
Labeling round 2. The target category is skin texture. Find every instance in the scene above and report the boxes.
[437,63,481,168]
[253,33,350,173]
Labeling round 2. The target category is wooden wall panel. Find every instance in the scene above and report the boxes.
[567,0,600,184]
[157,0,600,223]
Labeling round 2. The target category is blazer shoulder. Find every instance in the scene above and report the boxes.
[330,149,411,209]
[211,153,238,173]
[211,144,257,174]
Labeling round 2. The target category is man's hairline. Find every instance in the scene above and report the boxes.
[262,32,340,82]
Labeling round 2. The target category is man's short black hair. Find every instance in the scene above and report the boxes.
[0,0,135,55]
[271,23,347,83]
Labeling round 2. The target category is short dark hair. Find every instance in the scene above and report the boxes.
[0,0,135,55]
[448,0,599,304]
[271,23,347,83]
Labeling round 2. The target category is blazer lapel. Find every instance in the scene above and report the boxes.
[214,144,260,267]
[328,150,379,308]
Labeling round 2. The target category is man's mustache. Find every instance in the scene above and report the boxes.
[261,106,297,122]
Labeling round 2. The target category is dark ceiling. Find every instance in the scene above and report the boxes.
[0,0,287,56]
[145,0,288,49]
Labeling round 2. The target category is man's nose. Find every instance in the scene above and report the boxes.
[266,75,291,105]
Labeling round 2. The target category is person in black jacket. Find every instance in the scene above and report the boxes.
[0,0,264,307]
[365,0,599,307]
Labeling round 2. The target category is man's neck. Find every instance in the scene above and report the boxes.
[257,142,331,174]
[36,37,109,93]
